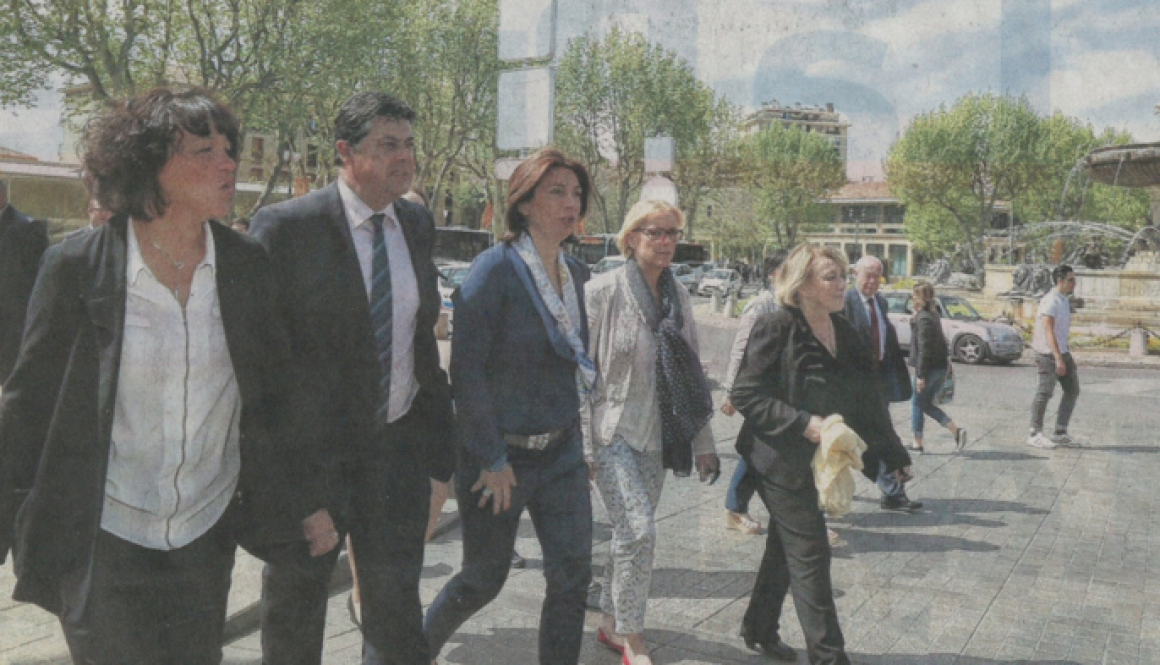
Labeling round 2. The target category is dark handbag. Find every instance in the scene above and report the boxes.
[934,360,955,405]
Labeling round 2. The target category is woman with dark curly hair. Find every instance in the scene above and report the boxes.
[0,88,334,664]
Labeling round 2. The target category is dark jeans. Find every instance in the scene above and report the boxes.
[742,475,849,665]
[1030,352,1080,434]
[911,368,951,437]
[424,434,592,665]
[725,457,758,514]
[60,517,236,665]
[260,413,431,665]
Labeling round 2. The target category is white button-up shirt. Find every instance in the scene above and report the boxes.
[102,221,241,550]
[338,177,420,422]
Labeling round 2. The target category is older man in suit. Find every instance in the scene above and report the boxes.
[251,92,454,665]
[842,255,922,513]
[0,180,48,385]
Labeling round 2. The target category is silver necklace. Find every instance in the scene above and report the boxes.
[150,238,189,271]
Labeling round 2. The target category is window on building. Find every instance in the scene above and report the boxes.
[841,205,875,225]
[889,245,908,277]
[883,204,905,225]
[844,243,863,264]
[306,144,318,171]
[251,137,264,161]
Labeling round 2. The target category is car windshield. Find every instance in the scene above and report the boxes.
[669,265,689,275]
[441,267,470,288]
[940,296,981,321]
[882,293,910,314]
[708,270,731,279]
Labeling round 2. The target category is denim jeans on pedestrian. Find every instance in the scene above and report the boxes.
[1030,352,1080,434]
[725,457,759,514]
[911,368,951,437]
[424,434,592,665]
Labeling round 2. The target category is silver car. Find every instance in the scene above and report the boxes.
[698,269,742,297]
[882,292,1024,365]
[670,263,700,293]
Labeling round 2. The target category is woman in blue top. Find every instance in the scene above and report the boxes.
[424,148,596,665]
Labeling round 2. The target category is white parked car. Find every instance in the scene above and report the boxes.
[438,262,472,337]
[698,269,742,297]
[881,291,1024,364]
[593,256,626,274]
[669,263,700,293]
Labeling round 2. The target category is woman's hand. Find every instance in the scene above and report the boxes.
[302,509,340,557]
[916,378,926,391]
[803,415,825,444]
[720,398,737,416]
[472,466,517,515]
[695,453,721,484]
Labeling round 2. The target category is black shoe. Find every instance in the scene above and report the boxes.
[742,633,796,662]
[511,550,527,569]
[880,497,923,512]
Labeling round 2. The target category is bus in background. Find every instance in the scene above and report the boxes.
[433,226,493,266]
[675,241,709,266]
[565,234,619,269]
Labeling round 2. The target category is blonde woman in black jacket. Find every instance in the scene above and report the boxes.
[907,282,967,453]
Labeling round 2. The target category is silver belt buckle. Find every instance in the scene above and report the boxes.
[505,430,558,450]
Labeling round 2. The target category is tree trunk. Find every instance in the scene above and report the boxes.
[247,140,290,217]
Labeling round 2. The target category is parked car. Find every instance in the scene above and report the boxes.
[670,263,700,293]
[438,262,472,337]
[698,268,743,297]
[881,291,1024,364]
[593,255,627,274]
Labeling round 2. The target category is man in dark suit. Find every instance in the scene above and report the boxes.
[251,92,454,665]
[842,255,923,512]
[0,180,48,385]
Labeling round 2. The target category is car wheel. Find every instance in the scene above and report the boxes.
[954,334,986,364]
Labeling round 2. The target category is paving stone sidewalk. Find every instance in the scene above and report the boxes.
[4,337,1160,663]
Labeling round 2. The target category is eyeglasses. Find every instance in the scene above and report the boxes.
[636,227,684,241]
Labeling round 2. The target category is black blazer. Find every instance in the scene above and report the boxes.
[909,309,950,378]
[0,204,49,383]
[730,307,911,491]
[250,184,454,498]
[842,287,912,403]
[0,217,318,614]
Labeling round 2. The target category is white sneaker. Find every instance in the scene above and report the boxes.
[1052,432,1085,447]
[1026,432,1057,449]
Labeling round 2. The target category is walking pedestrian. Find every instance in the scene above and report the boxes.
[731,243,912,664]
[843,255,923,512]
[0,87,333,664]
[0,178,48,386]
[251,91,455,665]
[1027,265,1083,449]
[907,282,967,454]
[720,251,787,536]
[584,199,719,665]
[423,148,596,665]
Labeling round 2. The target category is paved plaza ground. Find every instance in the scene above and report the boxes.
[3,317,1160,664]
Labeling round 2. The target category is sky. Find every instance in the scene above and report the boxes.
[2,0,1159,181]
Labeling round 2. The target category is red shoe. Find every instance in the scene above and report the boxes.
[596,627,625,655]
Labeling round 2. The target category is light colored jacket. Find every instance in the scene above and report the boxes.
[581,267,715,461]
[722,288,780,393]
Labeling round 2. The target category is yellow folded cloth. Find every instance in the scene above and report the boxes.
[812,415,867,518]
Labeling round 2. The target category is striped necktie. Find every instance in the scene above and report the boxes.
[369,213,393,424]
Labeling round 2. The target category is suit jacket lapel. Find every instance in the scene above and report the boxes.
[85,216,128,451]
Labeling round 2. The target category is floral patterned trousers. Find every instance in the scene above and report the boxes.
[593,437,666,634]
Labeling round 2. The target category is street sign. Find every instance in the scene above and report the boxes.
[640,175,678,206]
[645,136,675,173]
[498,0,556,62]
[496,67,554,151]
[494,157,523,181]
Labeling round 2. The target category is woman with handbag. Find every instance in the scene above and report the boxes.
[731,243,912,664]
[908,282,967,454]
[583,199,720,665]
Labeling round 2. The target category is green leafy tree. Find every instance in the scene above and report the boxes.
[886,93,1046,268]
[735,123,846,248]
[555,27,722,232]
[673,97,741,240]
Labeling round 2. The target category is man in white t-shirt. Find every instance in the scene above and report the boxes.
[1027,265,1081,449]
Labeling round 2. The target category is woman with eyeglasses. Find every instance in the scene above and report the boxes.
[583,199,720,665]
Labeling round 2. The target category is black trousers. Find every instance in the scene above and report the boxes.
[742,475,849,665]
[60,515,237,665]
[260,414,431,665]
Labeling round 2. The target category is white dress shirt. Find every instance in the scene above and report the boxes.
[338,177,420,422]
[103,221,241,550]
